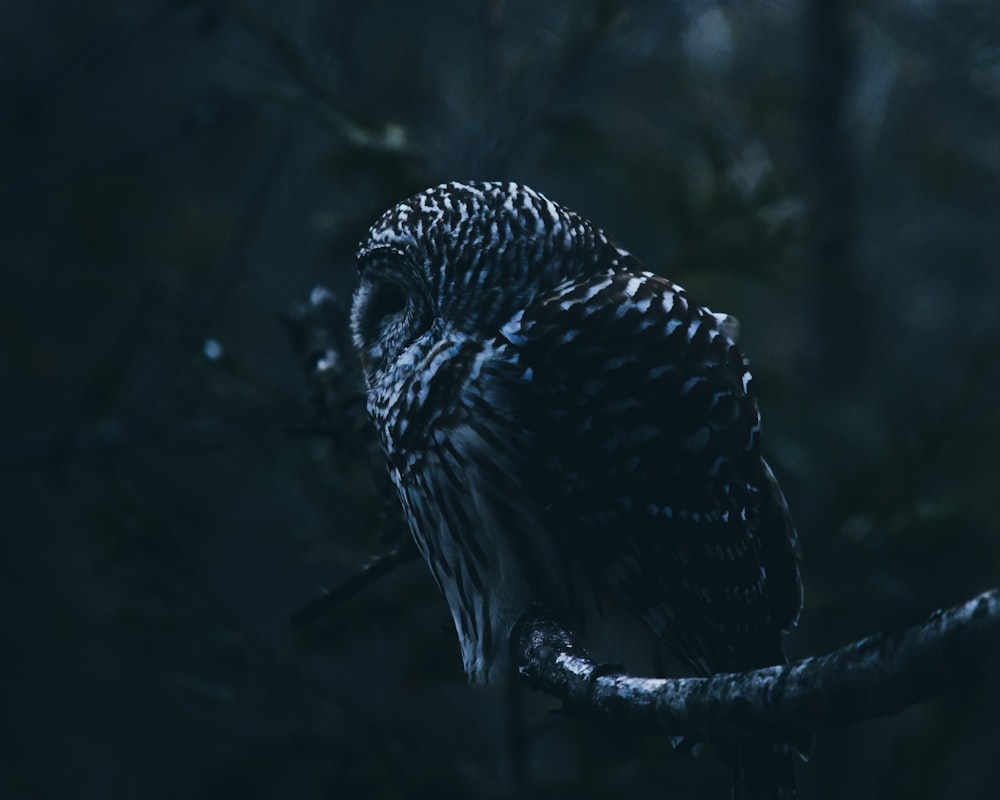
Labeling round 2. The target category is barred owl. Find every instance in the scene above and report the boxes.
[351,181,803,798]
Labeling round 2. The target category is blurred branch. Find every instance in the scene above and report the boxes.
[209,0,416,155]
[512,589,1000,742]
[280,287,368,440]
[0,409,285,470]
[803,0,863,392]
[488,0,630,171]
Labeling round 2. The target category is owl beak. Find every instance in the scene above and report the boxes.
[360,352,368,373]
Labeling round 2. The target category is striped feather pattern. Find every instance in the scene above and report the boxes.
[352,181,806,795]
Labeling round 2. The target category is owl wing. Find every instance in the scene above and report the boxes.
[497,270,802,675]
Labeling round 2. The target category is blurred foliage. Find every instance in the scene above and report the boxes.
[2,0,999,798]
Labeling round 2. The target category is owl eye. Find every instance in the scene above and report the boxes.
[368,282,408,323]
[357,279,410,347]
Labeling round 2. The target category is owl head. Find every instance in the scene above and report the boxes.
[351,181,635,381]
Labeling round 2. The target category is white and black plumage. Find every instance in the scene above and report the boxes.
[351,181,804,798]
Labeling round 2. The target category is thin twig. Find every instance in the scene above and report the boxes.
[290,543,420,630]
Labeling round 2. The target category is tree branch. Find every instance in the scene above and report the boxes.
[512,589,1000,742]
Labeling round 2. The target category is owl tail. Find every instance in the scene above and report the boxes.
[731,738,807,800]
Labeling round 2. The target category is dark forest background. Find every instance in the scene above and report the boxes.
[2,1,1000,798]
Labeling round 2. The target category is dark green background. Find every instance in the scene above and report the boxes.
[3,1,999,798]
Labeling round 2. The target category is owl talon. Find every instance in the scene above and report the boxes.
[590,662,626,680]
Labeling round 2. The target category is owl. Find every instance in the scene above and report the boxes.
[351,181,803,798]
